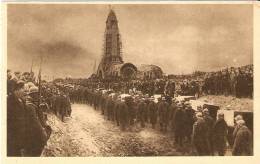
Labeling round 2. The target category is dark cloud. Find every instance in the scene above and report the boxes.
[18,40,89,60]
[7,4,253,78]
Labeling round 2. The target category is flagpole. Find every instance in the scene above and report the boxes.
[38,56,43,106]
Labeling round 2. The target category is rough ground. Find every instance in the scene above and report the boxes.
[42,104,186,157]
[42,95,250,156]
[198,95,253,112]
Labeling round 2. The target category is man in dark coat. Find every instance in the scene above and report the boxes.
[147,97,157,129]
[7,80,27,156]
[137,98,147,128]
[203,108,215,155]
[125,96,135,125]
[24,86,48,156]
[59,94,68,122]
[114,98,121,126]
[192,112,210,156]
[232,119,253,156]
[158,97,169,132]
[106,96,113,121]
[118,99,129,131]
[174,104,185,146]
[213,112,228,156]
[183,105,195,143]
[169,100,177,132]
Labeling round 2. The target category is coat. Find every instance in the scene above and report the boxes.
[24,101,48,156]
[173,108,185,135]
[7,93,27,156]
[213,118,228,152]
[148,101,157,125]
[232,125,253,156]
[192,118,210,155]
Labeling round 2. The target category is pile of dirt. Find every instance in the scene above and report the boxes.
[198,95,253,112]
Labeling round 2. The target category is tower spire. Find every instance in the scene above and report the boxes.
[97,8,123,79]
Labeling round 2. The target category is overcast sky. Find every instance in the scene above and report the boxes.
[7,4,253,78]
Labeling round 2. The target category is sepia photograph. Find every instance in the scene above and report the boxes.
[4,3,255,158]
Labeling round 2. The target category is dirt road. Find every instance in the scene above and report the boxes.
[42,104,186,157]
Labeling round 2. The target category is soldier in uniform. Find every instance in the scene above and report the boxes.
[24,86,48,156]
[114,97,121,126]
[192,112,210,156]
[148,96,157,129]
[137,98,147,128]
[59,93,68,122]
[232,119,253,156]
[213,112,228,156]
[203,108,215,155]
[118,98,129,131]
[125,96,135,126]
[183,105,195,143]
[174,104,185,147]
[7,79,27,156]
[158,97,168,132]
[169,99,177,132]
[106,95,113,121]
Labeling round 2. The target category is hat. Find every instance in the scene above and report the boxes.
[203,108,209,113]
[17,80,25,85]
[218,112,224,117]
[235,115,243,122]
[150,96,155,100]
[225,105,232,110]
[28,86,39,94]
[23,72,30,76]
[236,119,245,126]
[196,112,203,118]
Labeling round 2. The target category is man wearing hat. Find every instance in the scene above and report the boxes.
[22,72,30,82]
[125,96,135,126]
[137,97,147,128]
[169,99,178,132]
[7,69,12,80]
[7,78,27,156]
[233,115,243,139]
[213,112,228,156]
[192,112,210,155]
[232,119,253,156]
[183,105,195,144]
[105,95,114,121]
[24,86,48,156]
[14,71,21,80]
[158,96,170,132]
[148,96,157,129]
[173,103,185,147]
[118,98,129,131]
[203,108,215,155]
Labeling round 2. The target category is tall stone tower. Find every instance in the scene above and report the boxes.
[97,9,123,78]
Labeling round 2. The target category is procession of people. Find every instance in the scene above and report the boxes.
[7,64,253,156]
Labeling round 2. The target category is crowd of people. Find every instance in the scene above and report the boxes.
[7,64,253,156]
[7,70,52,156]
[63,80,252,156]
[202,65,253,98]
[7,70,72,156]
